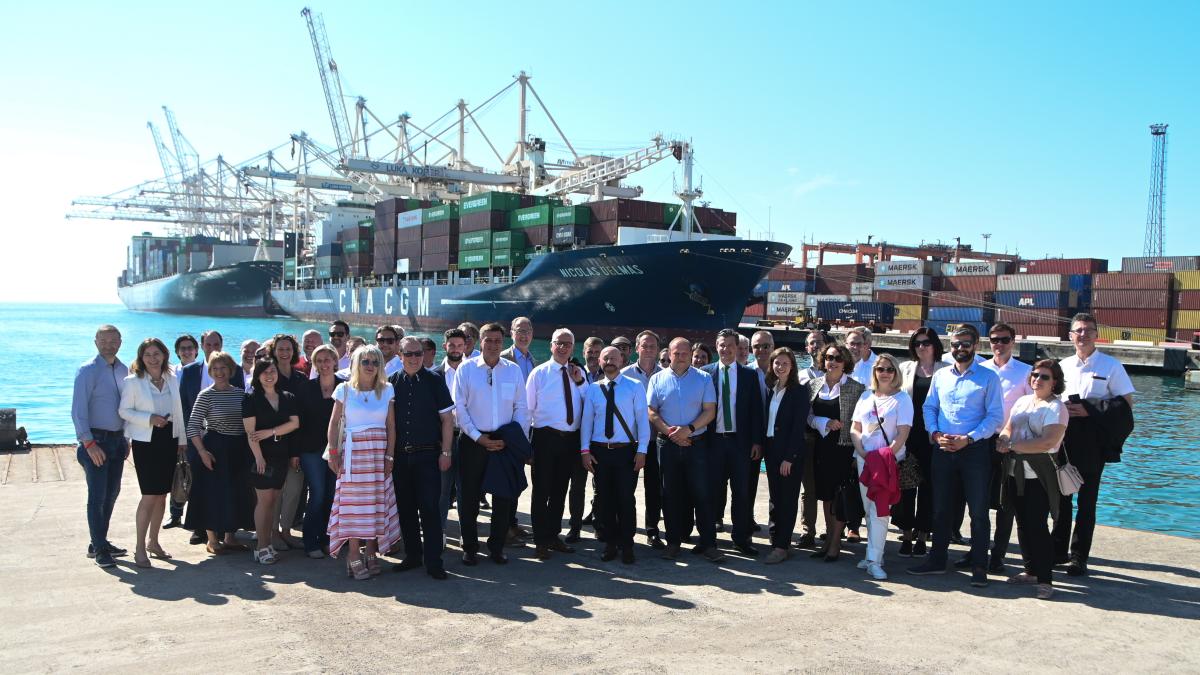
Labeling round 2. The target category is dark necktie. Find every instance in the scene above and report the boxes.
[604,382,616,439]
[722,364,734,431]
[562,366,574,425]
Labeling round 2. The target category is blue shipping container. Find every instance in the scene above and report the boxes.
[994,291,1072,309]
[766,279,815,293]
[928,306,995,323]
[925,320,988,336]
[815,301,896,324]
[753,280,769,295]
[1067,274,1093,293]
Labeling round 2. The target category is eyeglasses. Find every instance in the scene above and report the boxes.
[873,366,896,374]
[1031,372,1053,382]
[401,350,423,358]
[552,341,573,347]
[1068,328,1096,336]
[329,331,346,337]
[913,340,933,348]
[513,328,532,335]
[360,359,379,367]
[950,341,975,349]
[824,354,844,363]
[990,336,1013,345]
[376,337,396,344]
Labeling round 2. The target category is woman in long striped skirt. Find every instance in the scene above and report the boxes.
[325,345,399,580]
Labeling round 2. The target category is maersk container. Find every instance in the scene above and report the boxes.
[815,301,896,324]
[765,303,805,317]
[928,306,995,323]
[996,274,1068,292]
[940,261,1010,276]
[993,291,1075,309]
[874,275,934,291]
[1121,256,1200,273]
[459,191,522,214]
[510,205,552,229]
[766,291,805,305]
[876,260,939,276]
[805,294,849,308]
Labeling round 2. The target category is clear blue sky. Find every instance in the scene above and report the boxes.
[1,1,1196,302]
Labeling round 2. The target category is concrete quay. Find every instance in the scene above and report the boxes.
[1,445,1197,673]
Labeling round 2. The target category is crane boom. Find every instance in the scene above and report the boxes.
[147,122,180,188]
[530,137,683,197]
[161,106,198,178]
[302,7,354,160]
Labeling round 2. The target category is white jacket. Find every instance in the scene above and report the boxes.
[118,373,186,444]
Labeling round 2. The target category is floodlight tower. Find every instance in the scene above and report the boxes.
[1143,123,1168,257]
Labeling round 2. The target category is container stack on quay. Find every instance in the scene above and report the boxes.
[1092,271,1174,342]
[338,221,373,278]
[871,260,939,332]
[745,263,812,321]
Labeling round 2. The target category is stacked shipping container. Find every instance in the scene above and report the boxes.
[1091,272,1173,341]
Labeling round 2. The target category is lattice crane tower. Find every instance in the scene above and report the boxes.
[1143,123,1168,257]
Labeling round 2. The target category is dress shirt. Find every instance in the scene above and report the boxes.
[440,358,462,398]
[242,369,255,393]
[384,355,403,377]
[766,385,786,437]
[851,350,878,388]
[510,346,536,382]
[586,367,604,385]
[798,364,824,385]
[453,355,529,440]
[647,366,716,437]
[526,359,587,432]
[981,356,1033,425]
[714,360,739,433]
[201,365,214,390]
[942,352,987,366]
[620,362,661,390]
[923,362,1005,441]
[1058,349,1136,402]
[71,354,128,441]
[580,375,651,454]
[808,374,851,437]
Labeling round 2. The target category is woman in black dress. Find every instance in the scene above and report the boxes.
[266,333,307,550]
[807,342,866,561]
[243,358,300,565]
[297,345,345,557]
[897,327,948,557]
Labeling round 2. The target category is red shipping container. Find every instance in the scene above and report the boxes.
[893,319,924,333]
[586,198,662,223]
[396,241,422,259]
[422,219,460,239]
[1008,322,1068,339]
[372,256,396,276]
[396,226,422,243]
[767,264,810,282]
[817,264,872,282]
[940,275,997,293]
[743,302,765,318]
[997,307,1069,325]
[587,220,620,245]
[523,225,552,247]
[420,252,454,270]
[422,235,456,255]
[1092,308,1170,329]
[1173,291,1200,311]
[460,210,508,233]
[816,278,854,295]
[1091,289,1172,309]
[876,290,928,304]
[1024,258,1108,275]
[1091,272,1174,291]
[1168,328,1200,345]
[928,291,994,307]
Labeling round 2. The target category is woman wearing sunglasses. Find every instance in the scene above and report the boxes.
[325,345,400,580]
[895,327,948,557]
[997,359,1068,600]
[807,342,866,562]
[851,353,913,580]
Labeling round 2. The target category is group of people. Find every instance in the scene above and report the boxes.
[71,312,1133,598]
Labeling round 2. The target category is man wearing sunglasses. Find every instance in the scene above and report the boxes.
[309,321,352,379]
[375,325,405,377]
[909,324,1004,587]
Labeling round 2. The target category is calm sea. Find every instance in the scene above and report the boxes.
[2,302,1196,539]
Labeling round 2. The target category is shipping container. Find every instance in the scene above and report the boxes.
[1098,326,1167,342]
[1023,258,1108,275]
[1169,328,1200,345]
[874,275,934,291]
[816,264,872,282]
[1093,308,1170,329]
[927,290,993,307]
[395,224,422,243]
[316,243,343,257]
[460,191,522,214]
[422,204,459,223]
[491,230,527,250]
[996,274,1068,292]
[766,280,811,293]
[766,291,806,305]
[805,294,849,308]
[1091,289,1172,309]
[587,220,621,245]
[694,205,737,233]
[895,304,927,321]
[996,307,1069,325]
[1174,291,1200,311]
[1007,322,1068,340]
[394,258,413,274]
[422,219,459,239]
[492,248,528,267]
[766,303,806,317]
[815,301,896,324]
[752,280,769,296]
[940,261,1010,276]
[850,282,874,295]
[815,278,854,295]
[551,205,592,226]
[893,319,924,333]
[875,290,928,304]
[993,291,1075,309]
[743,302,766,318]
[1121,256,1200,273]
[459,210,507,233]
[419,252,453,270]
[552,224,588,246]
[1092,272,1175,291]
[767,264,810,282]
[458,231,491,251]
[940,275,997,293]
[396,241,423,260]
[422,235,456,255]
[925,320,988,337]
[342,239,368,254]
[510,205,552,229]
[662,203,681,225]
[851,294,874,303]
[929,306,994,323]
[1174,271,1200,291]
[523,226,552,247]
[458,249,492,269]
[397,210,423,229]
[876,260,939,276]
[586,198,663,223]
[1171,310,1200,330]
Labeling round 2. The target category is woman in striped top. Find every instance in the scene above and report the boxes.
[185,351,254,556]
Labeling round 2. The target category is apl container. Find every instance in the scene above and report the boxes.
[815,301,896,324]
[996,274,1068,292]
[993,291,1075,309]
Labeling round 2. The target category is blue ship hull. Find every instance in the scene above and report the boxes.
[117,260,281,317]
[270,239,791,341]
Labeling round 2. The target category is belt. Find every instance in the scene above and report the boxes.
[534,426,579,438]
[714,432,737,438]
[90,428,124,439]
[398,444,437,454]
[592,441,634,450]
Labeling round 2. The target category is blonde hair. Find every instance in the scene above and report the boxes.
[310,344,339,371]
[870,353,904,393]
[206,351,238,378]
[349,344,388,398]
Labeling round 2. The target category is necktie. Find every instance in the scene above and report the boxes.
[562,366,574,425]
[604,382,616,439]
[722,364,733,431]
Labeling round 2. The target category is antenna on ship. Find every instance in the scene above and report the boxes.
[1143,123,1168,256]
[676,140,702,240]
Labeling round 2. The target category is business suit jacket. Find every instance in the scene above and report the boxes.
[899,359,948,398]
[180,359,245,425]
[118,373,186,444]
[500,346,539,368]
[765,385,810,464]
[703,361,765,448]
[806,376,865,447]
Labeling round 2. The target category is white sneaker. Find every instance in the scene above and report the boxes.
[857,559,871,570]
[868,562,887,580]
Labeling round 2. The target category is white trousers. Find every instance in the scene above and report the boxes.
[856,456,890,565]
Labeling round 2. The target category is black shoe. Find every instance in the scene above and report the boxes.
[899,540,914,557]
[954,557,973,570]
[751,522,763,533]
[971,567,990,587]
[535,545,552,561]
[462,551,479,566]
[648,533,666,550]
[550,540,575,553]
[735,542,760,557]
[682,534,693,544]
[796,532,816,548]
[809,548,829,559]
[564,528,582,543]
[163,518,182,530]
[94,551,116,569]
[104,543,127,557]
[702,547,727,563]
[392,558,423,573]
[595,529,608,543]
[86,544,98,558]
[912,539,927,556]
[1066,561,1088,577]
[662,544,681,560]
[601,546,619,562]
[621,548,636,565]
[1053,555,1071,566]
[908,560,947,575]
[428,568,448,580]
[189,532,205,545]
[950,533,968,546]
[690,544,704,555]
[489,550,508,565]
[582,514,594,526]
[715,520,725,533]
[988,558,1005,574]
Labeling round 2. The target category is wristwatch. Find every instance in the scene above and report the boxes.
[441,451,452,457]
[965,432,975,444]
[687,424,696,433]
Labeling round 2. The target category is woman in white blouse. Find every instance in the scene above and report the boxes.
[998,359,1068,600]
[851,353,913,580]
[807,343,866,562]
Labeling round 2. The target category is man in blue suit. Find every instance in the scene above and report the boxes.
[703,328,764,556]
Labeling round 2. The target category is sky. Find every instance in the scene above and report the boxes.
[0,1,1196,303]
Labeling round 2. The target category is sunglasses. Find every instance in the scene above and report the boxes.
[401,350,423,358]
[874,366,896,373]
[1031,372,1053,382]
[753,343,773,350]
[360,359,380,367]
[329,331,346,337]
[990,336,1013,345]
[950,341,975,349]
[376,337,396,344]
[824,354,844,363]
[913,339,933,348]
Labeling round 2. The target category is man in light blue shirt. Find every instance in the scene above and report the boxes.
[910,324,1004,586]
[501,316,538,382]
[621,329,666,549]
[648,337,720,562]
[71,324,130,568]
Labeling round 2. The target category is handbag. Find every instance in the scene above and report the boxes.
[1056,442,1084,496]
[171,453,192,503]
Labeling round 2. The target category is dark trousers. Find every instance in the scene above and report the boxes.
[800,449,818,535]
[299,453,335,554]
[458,434,515,555]
[765,452,802,550]
[393,449,444,572]
[642,432,663,533]
[708,434,753,544]
[77,433,125,551]
[568,454,587,530]
[1009,475,1054,584]
[747,456,762,523]
[530,427,581,545]
[1052,462,1105,565]
[594,444,638,549]
[988,439,1015,562]
[438,433,461,531]
[930,440,991,567]
[659,436,714,549]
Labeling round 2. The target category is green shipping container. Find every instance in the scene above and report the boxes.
[552,205,592,226]
[422,204,459,222]
[662,203,681,225]
[492,248,527,267]
[343,239,370,254]
[510,205,552,229]
[458,249,492,269]
[491,230,527,249]
[459,191,523,214]
[458,231,491,251]
[358,218,375,227]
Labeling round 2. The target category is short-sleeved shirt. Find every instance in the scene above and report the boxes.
[1059,349,1136,403]
[334,382,394,429]
[242,390,299,457]
[390,369,454,448]
[1008,395,1068,478]
[852,391,915,459]
[647,366,716,436]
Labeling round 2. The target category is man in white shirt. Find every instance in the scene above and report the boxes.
[526,328,588,560]
[846,326,878,388]
[310,320,352,379]
[452,322,529,565]
[746,330,774,533]
[375,325,404,377]
[621,330,665,548]
[1052,312,1135,576]
[582,336,605,384]
[240,339,260,393]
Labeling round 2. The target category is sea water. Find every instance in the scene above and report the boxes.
[1,302,1195,539]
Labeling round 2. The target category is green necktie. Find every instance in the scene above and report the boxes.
[722,364,733,431]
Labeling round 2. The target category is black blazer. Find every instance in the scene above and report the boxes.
[765,385,810,464]
[703,361,764,448]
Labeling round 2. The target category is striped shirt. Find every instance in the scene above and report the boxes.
[187,387,248,438]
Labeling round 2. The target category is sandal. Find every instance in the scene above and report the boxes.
[135,551,152,569]
[367,553,382,576]
[348,557,371,580]
[254,547,278,565]
[206,542,225,555]
[146,544,172,559]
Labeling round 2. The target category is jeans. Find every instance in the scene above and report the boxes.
[659,435,714,549]
[77,433,126,552]
[1052,462,1105,565]
[393,449,445,572]
[708,434,753,544]
[930,440,991,567]
[299,453,335,553]
[438,434,462,532]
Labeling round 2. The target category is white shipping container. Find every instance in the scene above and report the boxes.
[996,273,1068,292]
[766,303,805,316]
[187,251,210,271]
[876,260,939,276]
[873,275,934,291]
[805,294,849,308]
[850,282,874,295]
[850,294,874,302]
[766,291,806,305]
[941,261,1008,276]
[395,259,410,274]
[397,211,422,228]
[616,226,740,245]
